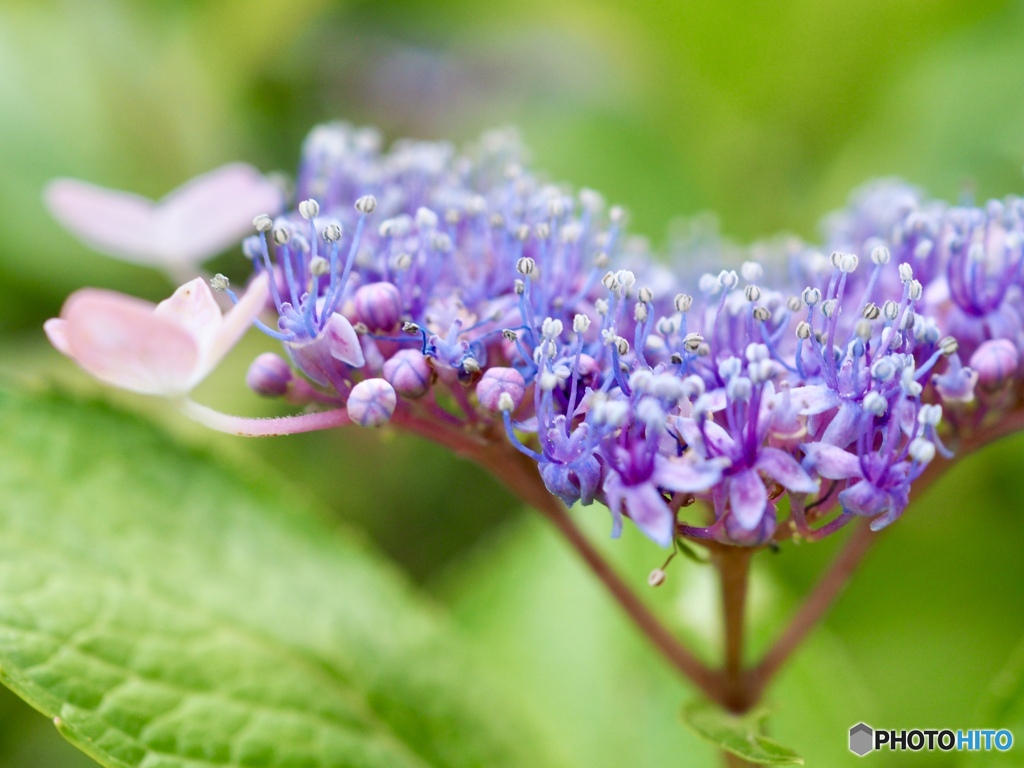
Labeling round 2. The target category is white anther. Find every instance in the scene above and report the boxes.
[870,245,891,265]
[594,252,610,268]
[615,270,636,289]
[354,194,377,214]
[541,317,564,339]
[538,371,559,391]
[298,199,320,220]
[629,369,653,393]
[681,375,705,399]
[462,357,481,374]
[210,274,230,292]
[637,398,666,429]
[918,403,942,427]
[634,303,649,323]
[579,188,604,211]
[908,279,923,301]
[745,343,769,363]
[727,376,752,402]
[516,257,536,276]
[614,336,629,356]
[638,286,654,304]
[699,273,721,295]
[674,293,693,313]
[560,223,582,243]
[432,233,453,252]
[796,321,812,340]
[898,262,914,284]
[547,197,566,218]
[862,303,881,320]
[802,287,821,306]
[402,321,421,334]
[253,213,273,232]
[595,298,609,316]
[392,252,413,271]
[272,226,291,245]
[497,392,516,412]
[573,314,591,334]
[593,398,629,426]
[838,252,859,273]
[718,270,739,290]
[749,359,775,385]
[741,261,764,282]
[901,367,923,397]
[821,299,838,318]
[601,271,617,291]
[413,207,438,230]
[309,256,330,276]
[648,569,666,587]
[535,222,551,240]
[939,336,958,356]
[752,306,771,322]
[871,358,896,382]
[915,240,934,260]
[514,279,525,295]
[322,223,343,242]
[466,195,487,216]
[654,317,676,337]
[786,295,802,312]
[682,333,703,353]
[609,205,625,224]
[855,320,872,340]
[744,285,762,302]
[650,374,685,401]
[882,300,899,321]
[718,357,742,380]
[862,391,888,416]
[908,437,936,464]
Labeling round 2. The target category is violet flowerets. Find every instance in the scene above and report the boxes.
[48,123,1024,548]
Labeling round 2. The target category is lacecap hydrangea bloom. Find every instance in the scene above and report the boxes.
[48,123,1024,549]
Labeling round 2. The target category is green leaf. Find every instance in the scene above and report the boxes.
[681,701,803,766]
[0,389,560,768]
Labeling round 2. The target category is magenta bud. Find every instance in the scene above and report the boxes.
[347,378,397,427]
[246,353,293,397]
[383,349,432,398]
[476,367,526,412]
[353,281,403,331]
[970,339,1019,388]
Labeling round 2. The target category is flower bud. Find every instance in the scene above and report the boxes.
[353,282,403,331]
[476,367,527,412]
[347,378,397,427]
[246,353,292,397]
[969,339,1019,388]
[382,349,432,398]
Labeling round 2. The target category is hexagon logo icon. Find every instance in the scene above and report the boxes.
[849,723,874,756]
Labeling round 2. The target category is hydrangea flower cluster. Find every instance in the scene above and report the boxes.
[48,123,1024,549]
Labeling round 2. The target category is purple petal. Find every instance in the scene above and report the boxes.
[654,455,724,493]
[801,443,862,480]
[728,468,767,530]
[820,401,860,447]
[621,482,675,547]
[756,447,818,493]
[838,479,890,518]
[789,385,840,415]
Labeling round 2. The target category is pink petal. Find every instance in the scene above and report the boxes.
[789,385,840,415]
[159,164,284,264]
[756,447,818,493]
[44,318,71,355]
[44,179,160,265]
[60,290,199,395]
[729,468,768,530]
[324,313,366,368]
[154,277,222,340]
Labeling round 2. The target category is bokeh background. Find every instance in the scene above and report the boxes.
[2,0,1024,765]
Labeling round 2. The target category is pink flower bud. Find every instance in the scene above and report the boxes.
[246,353,293,397]
[382,349,432,398]
[353,282,403,331]
[970,339,1019,388]
[347,378,397,427]
[476,367,526,412]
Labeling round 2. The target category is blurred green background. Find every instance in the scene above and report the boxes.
[1,0,1024,765]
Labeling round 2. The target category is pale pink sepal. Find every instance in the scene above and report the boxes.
[44,164,284,269]
[180,399,350,436]
[46,273,270,397]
